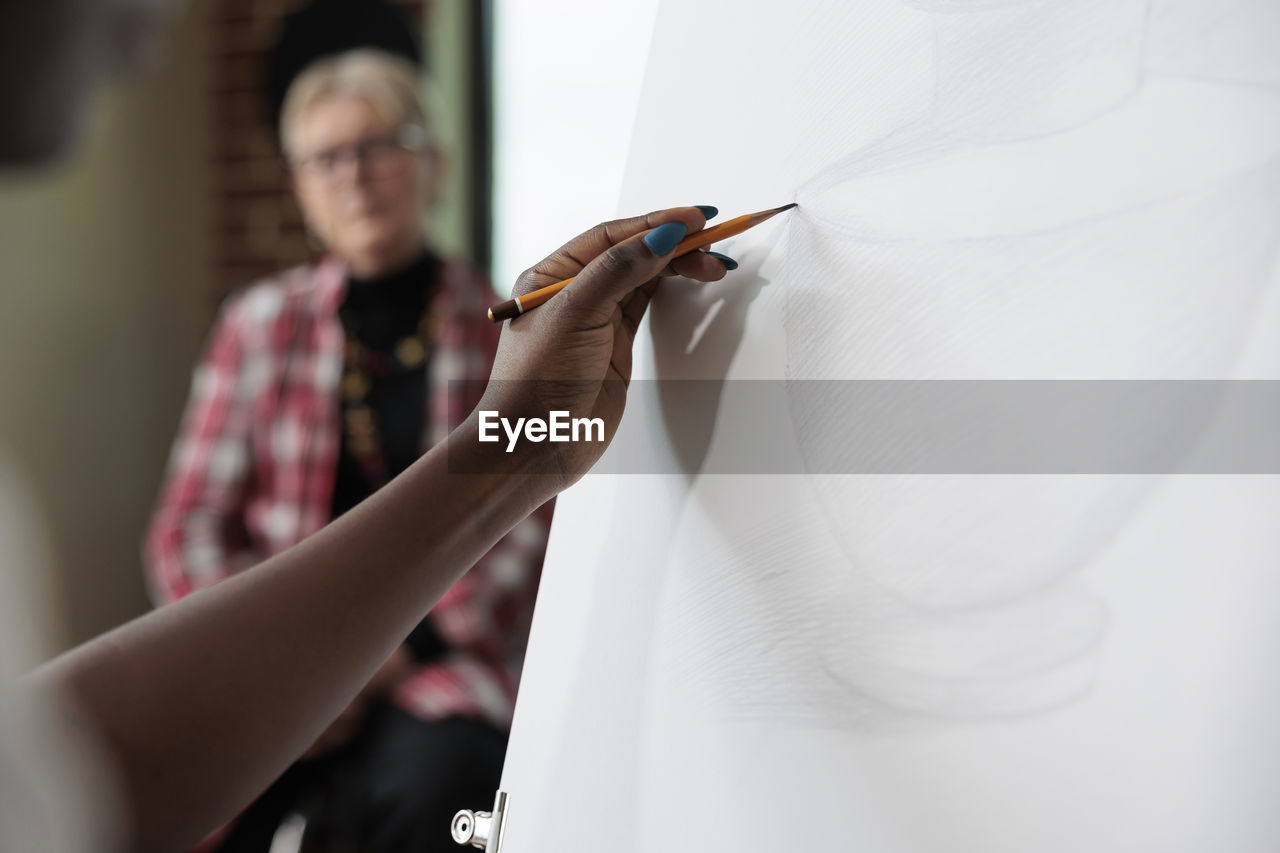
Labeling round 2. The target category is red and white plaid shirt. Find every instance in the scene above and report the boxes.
[144,254,549,732]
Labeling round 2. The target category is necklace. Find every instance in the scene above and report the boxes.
[337,294,439,489]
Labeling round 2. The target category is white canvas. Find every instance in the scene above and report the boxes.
[498,1,1280,850]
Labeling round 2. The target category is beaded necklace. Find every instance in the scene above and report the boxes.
[337,270,439,490]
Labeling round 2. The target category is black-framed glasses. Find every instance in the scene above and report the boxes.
[290,125,429,179]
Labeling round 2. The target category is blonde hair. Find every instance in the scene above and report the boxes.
[280,48,447,159]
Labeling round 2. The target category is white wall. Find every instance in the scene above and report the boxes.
[490,0,660,294]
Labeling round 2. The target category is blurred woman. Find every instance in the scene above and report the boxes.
[144,49,550,853]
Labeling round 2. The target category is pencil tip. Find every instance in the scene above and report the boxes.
[776,202,798,212]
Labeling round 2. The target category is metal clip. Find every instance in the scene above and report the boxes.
[452,790,508,851]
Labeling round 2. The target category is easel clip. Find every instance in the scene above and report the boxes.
[451,790,508,851]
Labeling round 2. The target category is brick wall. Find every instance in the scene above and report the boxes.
[210,0,427,298]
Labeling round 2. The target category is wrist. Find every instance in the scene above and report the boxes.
[449,411,565,514]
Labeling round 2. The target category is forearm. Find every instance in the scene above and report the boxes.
[27,413,549,852]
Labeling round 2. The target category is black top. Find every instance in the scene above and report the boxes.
[330,250,445,662]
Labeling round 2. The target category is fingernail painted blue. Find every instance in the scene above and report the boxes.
[644,222,688,256]
[695,205,719,220]
[707,250,738,270]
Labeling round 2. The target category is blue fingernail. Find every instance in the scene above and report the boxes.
[644,221,688,256]
[694,205,719,220]
[707,250,738,271]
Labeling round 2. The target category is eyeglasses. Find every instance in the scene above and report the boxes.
[290,125,430,179]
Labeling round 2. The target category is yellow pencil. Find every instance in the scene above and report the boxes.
[487,203,797,322]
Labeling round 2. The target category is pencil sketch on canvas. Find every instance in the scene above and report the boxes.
[497,1,1280,850]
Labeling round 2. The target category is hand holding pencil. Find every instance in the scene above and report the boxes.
[488,203,796,322]
[476,205,740,489]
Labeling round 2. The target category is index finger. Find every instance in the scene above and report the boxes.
[515,206,714,295]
